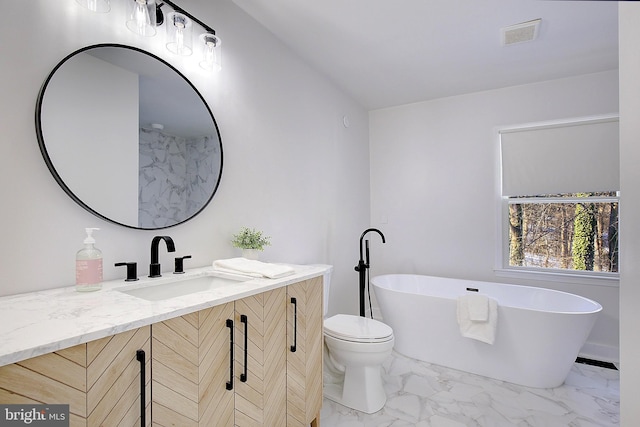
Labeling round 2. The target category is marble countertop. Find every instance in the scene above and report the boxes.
[0,263,331,367]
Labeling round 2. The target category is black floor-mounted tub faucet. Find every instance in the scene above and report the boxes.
[355,228,386,317]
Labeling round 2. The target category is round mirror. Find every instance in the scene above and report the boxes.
[36,44,223,229]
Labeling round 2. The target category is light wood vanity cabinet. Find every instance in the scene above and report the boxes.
[154,278,324,427]
[0,277,323,427]
[0,326,151,427]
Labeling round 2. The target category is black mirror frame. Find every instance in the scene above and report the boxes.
[35,43,223,230]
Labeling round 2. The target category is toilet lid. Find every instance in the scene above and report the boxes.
[324,314,393,343]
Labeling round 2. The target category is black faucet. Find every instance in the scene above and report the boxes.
[149,236,176,278]
[354,228,386,317]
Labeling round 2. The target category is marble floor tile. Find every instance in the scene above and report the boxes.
[320,351,619,426]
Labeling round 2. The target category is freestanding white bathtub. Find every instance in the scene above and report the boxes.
[371,274,602,388]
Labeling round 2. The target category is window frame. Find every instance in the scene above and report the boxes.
[495,115,620,287]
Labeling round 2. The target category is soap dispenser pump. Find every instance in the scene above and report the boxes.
[76,227,103,292]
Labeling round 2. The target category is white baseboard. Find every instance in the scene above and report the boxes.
[579,342,619,365]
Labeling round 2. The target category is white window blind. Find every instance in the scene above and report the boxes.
[500,117,619,196]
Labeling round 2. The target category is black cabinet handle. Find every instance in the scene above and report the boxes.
[291,297,298,352]
[136,349,146,426]
[240,314,248,382]
[226,319,234,390]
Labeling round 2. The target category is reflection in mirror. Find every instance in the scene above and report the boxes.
[36,44,222,229]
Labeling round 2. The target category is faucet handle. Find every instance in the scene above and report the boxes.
[174,255,192,274]
[115,262,139,282]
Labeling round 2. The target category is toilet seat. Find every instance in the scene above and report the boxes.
[324,314,393,343]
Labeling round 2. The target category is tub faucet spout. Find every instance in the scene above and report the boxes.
[149,235,176,278]
[355,228,386,317]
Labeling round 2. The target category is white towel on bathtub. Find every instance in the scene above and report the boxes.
[456,294,498,344]
[465,293,489,321]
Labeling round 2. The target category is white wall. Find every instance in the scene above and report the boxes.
[619,3,640,424]
[0,0,635,420]
[369,70,619,357]
[0,0,370,317]
[43,53,139,224]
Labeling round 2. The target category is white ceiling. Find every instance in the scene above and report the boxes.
[232,0,619,110]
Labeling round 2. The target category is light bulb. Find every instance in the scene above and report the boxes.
[135,2,149,31]
[199,34,221,71]
[76,0,110,13]
[176,26,184,53]
[126,0,156,37]
[166,13,192,56]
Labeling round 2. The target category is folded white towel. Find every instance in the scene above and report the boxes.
[456,294,498,345]
[465,293,489,322]
[212,257,295,279]
[210,266,263,278]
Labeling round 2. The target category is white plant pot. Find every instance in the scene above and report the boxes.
[242,249,261,260]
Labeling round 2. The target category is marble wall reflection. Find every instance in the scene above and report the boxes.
[139,128,221,228]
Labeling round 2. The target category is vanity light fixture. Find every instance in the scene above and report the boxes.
[199,33,221,72]
[76,0,110,13]
[126,0,157,37]
[166,11,193,56]
[160,0,222,70]
[77,0,222,70]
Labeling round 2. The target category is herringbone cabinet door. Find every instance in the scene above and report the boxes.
[199,303,235,426]
[234,287,287,427]
[87,326,151,426]
[286,277,323,427]
[0,325,152,427]
[152,302,235,426]
[0,344,89,427]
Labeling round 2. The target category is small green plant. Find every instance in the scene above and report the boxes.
[231,227,271,250]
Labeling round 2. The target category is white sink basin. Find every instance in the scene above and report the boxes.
[118,274,250,301]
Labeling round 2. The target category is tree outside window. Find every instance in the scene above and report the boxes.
[508,193,618,273]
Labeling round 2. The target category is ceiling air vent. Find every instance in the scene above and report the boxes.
[501,19,541,46]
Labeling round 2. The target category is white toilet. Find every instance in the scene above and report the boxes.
[322,272,394,414]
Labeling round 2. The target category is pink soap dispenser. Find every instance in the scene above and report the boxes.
[76,227,103,291]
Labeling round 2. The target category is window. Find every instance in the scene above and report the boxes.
[507,193,618,272]
[499,116,619,277]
